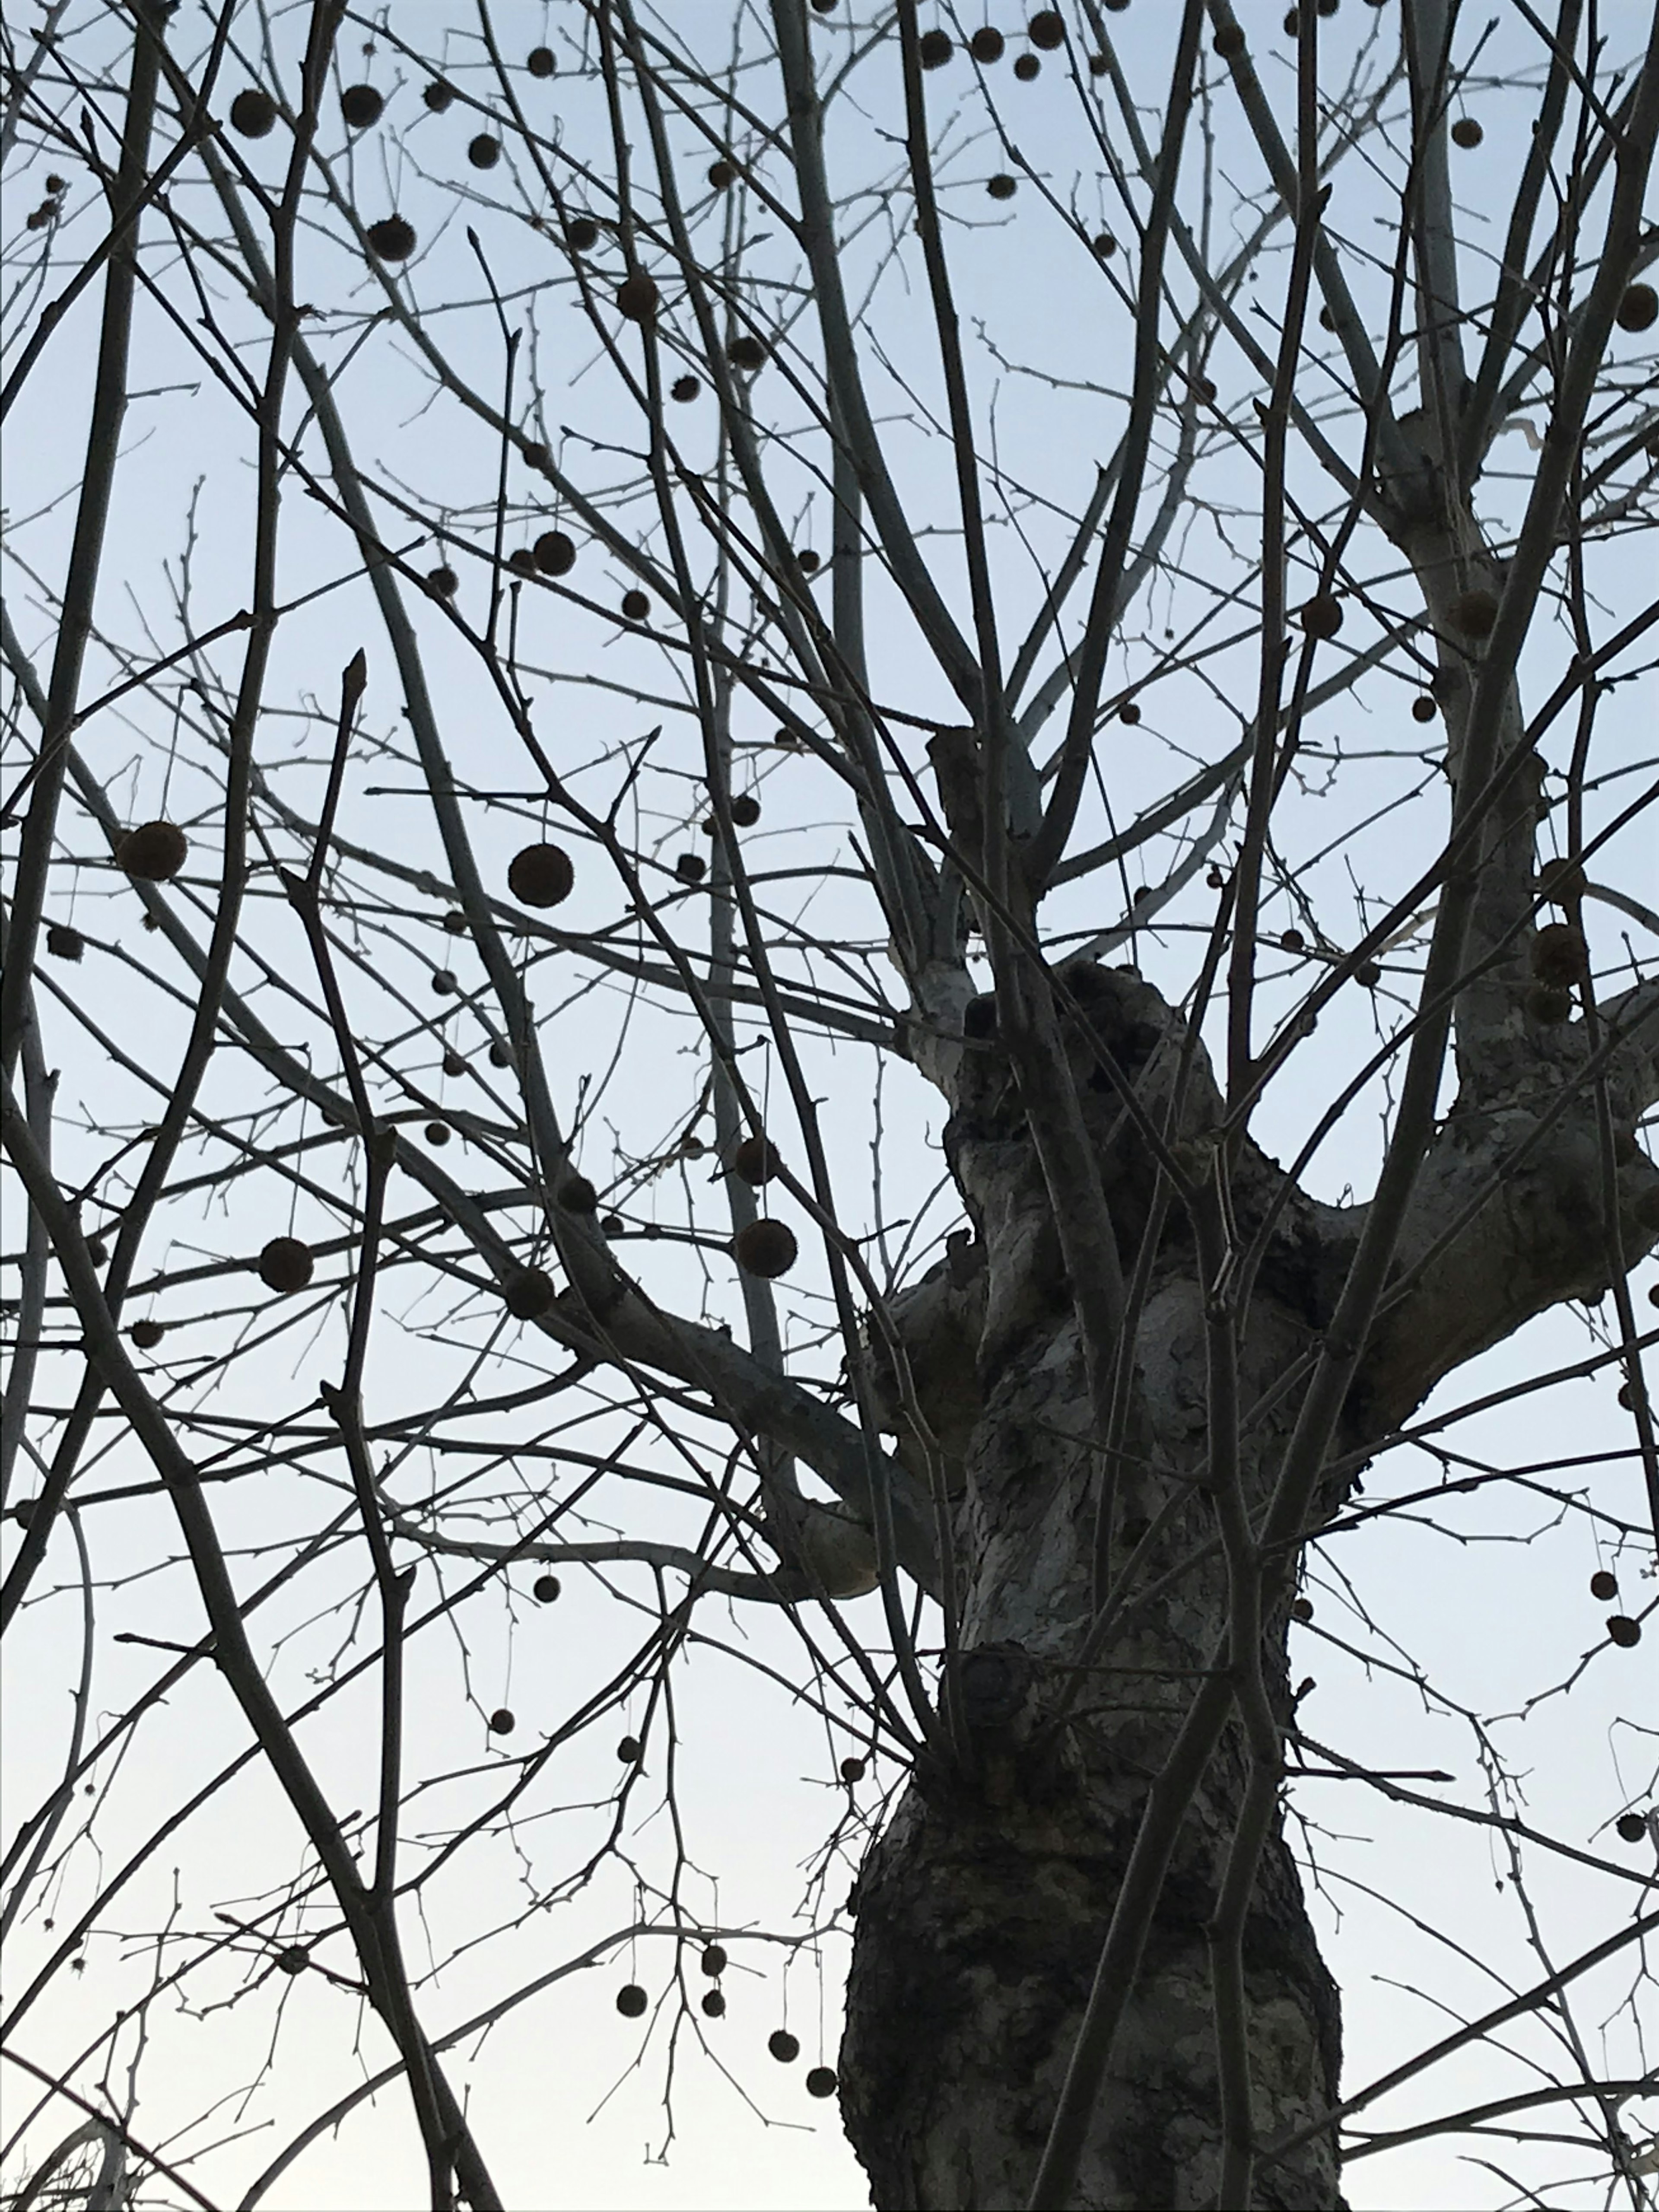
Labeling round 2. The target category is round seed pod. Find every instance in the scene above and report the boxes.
[1451,587,1499,637]
[432,969,457,995]
[1618,1382,1638,1410]
[424,80,455,112]
[533,1573,561,1602]
[558,1175,598,1215]
[987,175,1018,202]
[1213,23,1246,58]
[1284,8,1300,31]
[1616,1812,1649,1843]
[230,88,278,138]
[442,909,470,935]
[488,1707,515,1735]
[732,1218,797,1278]
[918,30,953,68]
[701,1990,726,2018]
[366,215,416,261]
[1411,693,1437,722]
[601,1212,624,1235]
[130,1319,165,1349]
[1092,232,1117,257]
[1530,922,1587,987]
[812,0,837,10]
[340,83,384,129]
[1606,1615,1641,1648]
[1616,283,1657,333]
[467,134,501,170]
[675,852,706,885]
[1538,858,1586,905]
[527,46,556,78]
[732,1134,778,1186]
[566,216,599,251]
[1013,51,1040,78]
[1290,1596,1313,1621]
[806,2066,839,2099]
[489,1039,513,1069]
[1300,594,1343,639]
[962,994,997,1039]
[671,374,700,403]
[616,1984,648,2017]
[680,1135,706,1160]
[1590,1569,1618,1601]
[273,1945,309,1976]
[427,566,459,598]
[508,843,575,908]
[615,271,659,324]
[769,2028,801,2062]
[503,1267,554,1319]
[1028,12,1065,50]
[708,159,736,190]
[1450,117,1483,148]
[442,1051,467,1078]
[970,27,1005,61]
[797,548,820,573]
[621,589,651,621]
[258,1236,315,1294]
[1525,984,1573,1025]
[1356,960,1382,989]
[47,923,84,961]
[617,1734,643,1763]
[425,1122,451,1147]
[700,1945,727,1978]
[839,1756,865,1782]
[118,820,188,883]
[728,334,768,372]
[533,530,575,577]
[1119,700,1141,724]
[86,1236,108,1267]
[1280,928,1306,954]
[508,547,538,578]
[730,793,761,827]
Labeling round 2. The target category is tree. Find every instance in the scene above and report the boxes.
[3,3,1657,2207]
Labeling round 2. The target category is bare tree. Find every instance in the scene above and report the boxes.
[3,3,1657,2208]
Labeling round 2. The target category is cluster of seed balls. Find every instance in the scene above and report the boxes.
[611,1946,837,2096]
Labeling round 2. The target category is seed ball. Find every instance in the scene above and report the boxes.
[118,820,188,883]
[839,1756,866,1782]
[1606,1615,1641,1648]
[425,1121,451,1147]
[730,793,761,827]
[1206,867,1226,890]
[616,1983,648,2017]
[797,548,820,572]
[275,1945,308,1974]
[523,529,575,580]
[732,1218,797,1278]
[131,1319,165,1349]
[340,84,384,130]
[1213,23,1246,58]
[1284,7,1300,29]
[1451,587,1499,637]
[1538,858,1586,904]
[503,1267,554,1319]
[527,46,556,78]
[681,1135,706,1160]
[1092,232,1117,257]
[1616,283,1657,334]
[769,2028,801,2062]
[617,1734,643,1763]
[424,80,456,112]
[616,271,659,324]
[732,1134,778,1186]
[1013,52,1040,78]
[366,215,416,261]
[708,159,736,190]
[671,374,701,402]
[970,27,1005,61]
[432,969,458,995]
[1318,304,1337,331]
[1290,1596,1314,1621]
[1119,700,1141,724]
[1028,11,1065,49]
[1411,694,1437,722]
[534,1573,561,1602]
[918,30,953,68]
[701,1989,726,2018]
[962,994,997,1039]
[987,173,1017,200]
[728,334,768,372]
[812,0,837,10]
[47,923,85,960]
[87,1236,108,1267]
[442,1051,467,1078]
[1450,117,1483,148]
[1525,984,1572,1025]
[258,1236,315,1294]
[1280,928,1306,953]
[558,1175,598,1215]
[468,134,501,170]
[1300,594,1343,639]
[601,1212,623,1235]
[1591,1569,1619,1600]
[1617,1812,1649,1843]
[566,216,599,251]
[508,843,575,908]
[441,909,470,937]
[489,1039,513,1069]
[427,566,459,598]
[508,547,538,578]
[806,2066,839,2099]
[1356,960,1382,988]
[675,852,706,885]
[621,589,651,621]
[230,88,277,138]
[700,1944,727,1977]
[1530,922,1587,987]
[488,1707,515,1735]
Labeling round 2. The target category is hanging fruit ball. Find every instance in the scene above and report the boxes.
[769,2028,801,2062]
[797,548,820,573]
[1525,984,1572,1025]
[806,2066,839,2099]
[442,909,470,935]
[621,589,651,621]
[1616,283,1657,333]
[1411,693,1437,722]
[432,969,457,995]
[1013,52,1040,78]
[1538,858,1586,904]
[527,46,556,77]
[425,1122,451,1147]
[533,1573,561,1603]
[1530,922,1587,987]
[509,547,538,578]
[489,1039,513,1069]
[701,1990,726,2018]
[1590,1569,1618,1601]
[733,1219,797,1278]
[1283,8,1300,31]
[1300,594,1343,639]
[987,174,1018,200]
[708,159,737,190]
[442,1051,467,1078]
[918,30,953,67]
[1119,700,1141,724]
[1451,587,1499,637]
[616,1984,648,2017]
[1206,867,1226,891]
[1450,117,1484,149]
[468,134,501,169]
[700,1944,727,1977]
[118,820,188,882]
[534,530,575,576]
[1092,232,1118,258]
[675,852,706,885]
[1356,960,1382,988]
[1606,1615,1641,1648]
[1617,1812,1650,1843]
[488,1708,515,1735]
[671,374,701,403]
[508,843,575,908]
[427,566,459,598]
[340,83,384,129]
[366,216,416,261]
[275,1945,308,1974]
[566,216,599,251]
[732,1134,778,1186]
[1028,11,1065,49]
[424,80,455,112]
[131,1319,165,1349]
[1280,928,1306,954]
[616,271,659,324]
[47,923,85,960]
[839,1756,866,1782]
[962,994,997,1039]
[617,1734,643,1763]
[970,27,1005,61]
[230,88,278,138]
[503,1267,554,1319]
[601,1211,624,1235]
[728,334,768,372]
[1290,1596,1314,1621]
[258,1236,315,1294]
[558,1175,598,1215]
[730,793,761,827]
[86,1236,108,1267]
[1213,23,1246,57]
